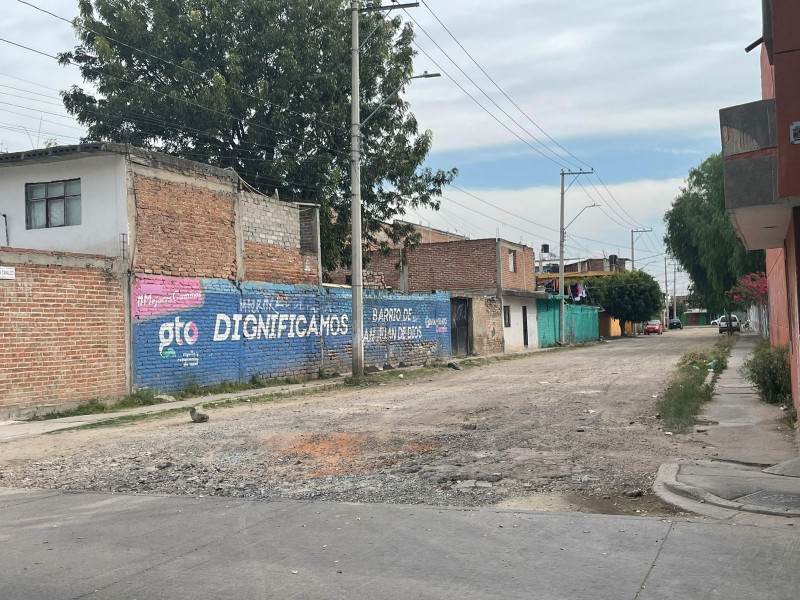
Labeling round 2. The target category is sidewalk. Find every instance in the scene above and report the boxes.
[654,333,800,519]
[0,379,344,443]
[2,487,799,600]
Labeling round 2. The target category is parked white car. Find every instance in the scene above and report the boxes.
[710,318,720,326]
[718,315,740,333]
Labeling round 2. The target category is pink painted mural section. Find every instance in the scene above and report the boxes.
[133,276,204,320]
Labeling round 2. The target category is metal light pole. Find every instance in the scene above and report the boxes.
[559,169,593,346]
[350,1,421,377]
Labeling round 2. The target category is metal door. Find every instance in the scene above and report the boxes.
[522,305,529,347]
[450,298,470,356]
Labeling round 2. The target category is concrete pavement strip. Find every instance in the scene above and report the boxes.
[1,488,798,600]
[0,379,345,443]
[653,334,800,522]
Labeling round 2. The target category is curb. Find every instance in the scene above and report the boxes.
[0,379,347,443]
[654,462,800,518]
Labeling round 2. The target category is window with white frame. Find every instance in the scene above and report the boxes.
[26,179,81,229]
[508,249,517,272]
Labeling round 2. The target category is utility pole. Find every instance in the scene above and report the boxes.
[350,0,363,377]
[350,1,419,377]
[559,169,593,346]
[673,263,678,321]
[664,256,669,325]
[630,228,652,271]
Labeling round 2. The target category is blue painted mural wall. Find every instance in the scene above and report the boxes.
[132,276,451,391]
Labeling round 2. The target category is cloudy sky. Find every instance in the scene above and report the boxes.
[0,0,765,295]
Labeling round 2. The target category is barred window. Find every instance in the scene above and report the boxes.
[503,305,511,327]
[26,179,81,229]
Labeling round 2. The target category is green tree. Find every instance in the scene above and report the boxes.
[59,0,457,271]
[663,154,763,314]
[584,271,663,333]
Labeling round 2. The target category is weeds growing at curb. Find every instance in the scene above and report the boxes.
[48,386,333,432]
[741,340,792,406]
[29,377,308,421]
[28,389,162,421]
[656,338,734,433]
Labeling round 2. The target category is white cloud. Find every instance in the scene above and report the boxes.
[406,0,763,153]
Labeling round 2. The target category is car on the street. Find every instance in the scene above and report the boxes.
[710,318,720,326]
[718,315,740,333]
[668,318,683,330]
[644,320,663,335]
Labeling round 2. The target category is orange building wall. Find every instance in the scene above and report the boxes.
[766,248,790,346]
[785,212,800,414]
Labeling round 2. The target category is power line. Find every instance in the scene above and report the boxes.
[418,0,590,171]
[404,8,578,170]
[411,4,658,243]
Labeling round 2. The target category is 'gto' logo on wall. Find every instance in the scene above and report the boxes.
[159,317,199,358]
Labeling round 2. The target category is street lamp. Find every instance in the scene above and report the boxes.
[362,72,441,126]
[350,7,440,378]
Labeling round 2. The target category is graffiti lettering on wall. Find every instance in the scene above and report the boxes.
[212,312,349,341]
[159,317,199,357]
[132,276,453,391]
[364,306,446,342]
[365,325,423,342]
[425,316,449,334]
[133,277,204,319]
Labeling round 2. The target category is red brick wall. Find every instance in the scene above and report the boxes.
[133,172,237,280]
[0,258,127,416]
[412,224,468,245]
[245,242,318,285]
[500,243,536,292]
[406,239,498,292]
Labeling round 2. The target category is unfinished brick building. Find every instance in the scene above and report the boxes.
[0,144,450,416]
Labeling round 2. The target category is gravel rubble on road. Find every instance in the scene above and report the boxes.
[1,330,721,513]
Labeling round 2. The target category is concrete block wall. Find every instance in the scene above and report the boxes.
[132,275,451,391]
[241,192,318,285]
[241,191,301,248]
[0,250,128,417]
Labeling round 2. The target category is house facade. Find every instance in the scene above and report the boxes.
[719,0,800,415]
[330,237,601,354]
[0,144,451,417]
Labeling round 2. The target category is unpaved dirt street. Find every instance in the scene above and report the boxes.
[1,329,724,516]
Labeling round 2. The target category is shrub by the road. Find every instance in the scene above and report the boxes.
[742,340,792,406]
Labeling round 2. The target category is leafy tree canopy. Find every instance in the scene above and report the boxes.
[663,154,763,314]
[60,0,457,271]
[583,271,663,329]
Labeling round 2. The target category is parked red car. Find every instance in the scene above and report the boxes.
[644,320,663,335]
